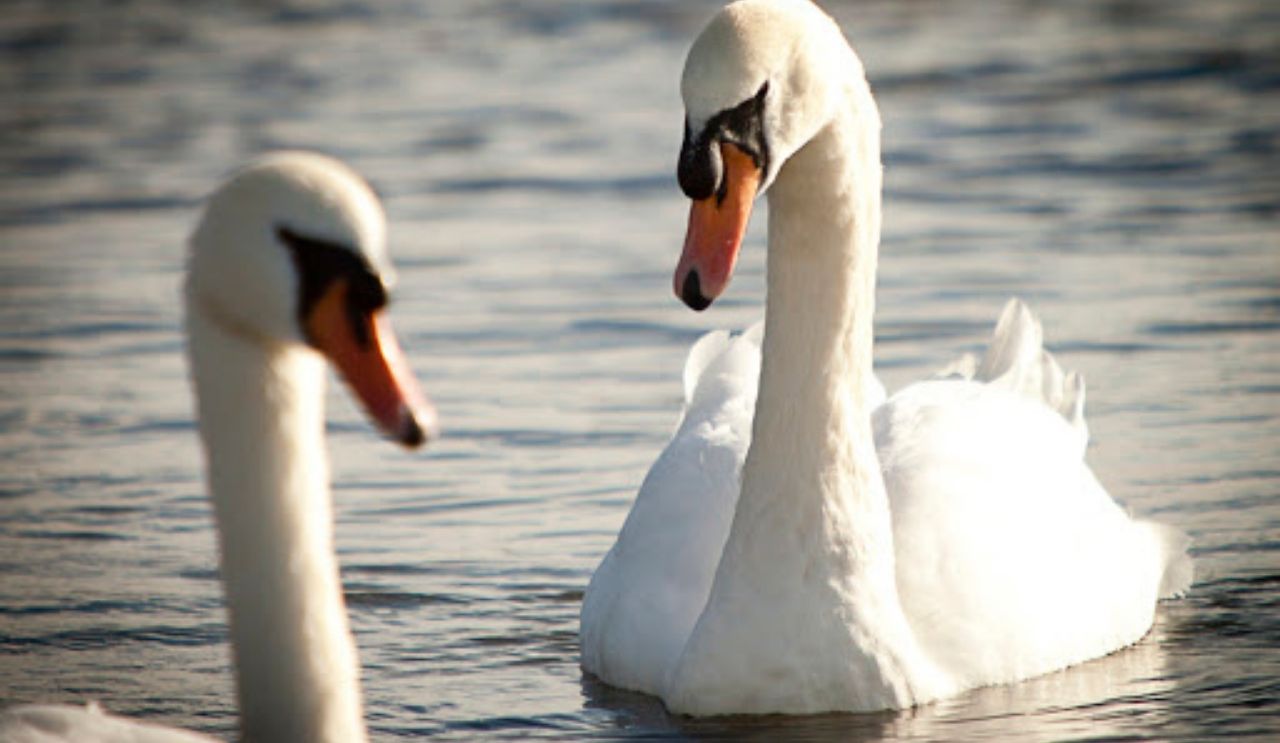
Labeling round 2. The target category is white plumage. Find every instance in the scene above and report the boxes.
[580,0,1191,716]
[0,703,214,743]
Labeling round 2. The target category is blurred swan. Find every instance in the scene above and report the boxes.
[0,152,436,742]
[581,0,1191,716]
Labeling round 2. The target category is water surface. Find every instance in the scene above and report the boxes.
[2,1,1278,739]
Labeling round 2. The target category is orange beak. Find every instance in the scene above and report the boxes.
[306,280,437,448]
[673,142,762,311]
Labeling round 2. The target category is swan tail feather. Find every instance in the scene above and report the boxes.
[1147,521,1194,599]
[933,352,977,381]
[1062,369,1089,442]
[976,299,1090,443]
[976,298,1043,384]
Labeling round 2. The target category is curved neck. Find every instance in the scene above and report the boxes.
[744,82,884,539]
[186,303,366,743]
[734,77,907,637]
[757,106,882,453]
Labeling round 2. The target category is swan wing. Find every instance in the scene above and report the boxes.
[581,324,761,694]
[876,300,1191,687]
[581,320,891,695]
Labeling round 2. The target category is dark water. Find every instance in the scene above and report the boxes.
[2,0,1278,739]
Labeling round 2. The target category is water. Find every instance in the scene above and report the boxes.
[1,0,1277,739]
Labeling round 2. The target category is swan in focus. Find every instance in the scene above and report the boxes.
[580,0,1191,716]
[0,152,436,742]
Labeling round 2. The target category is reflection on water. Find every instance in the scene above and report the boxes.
[1,0,1278,740]
[579,618,1180,741]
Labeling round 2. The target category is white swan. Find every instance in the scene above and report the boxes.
[0,152,436,742]
[580,0,1191,716]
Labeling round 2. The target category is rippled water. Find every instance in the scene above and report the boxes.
[2,0,1278,739]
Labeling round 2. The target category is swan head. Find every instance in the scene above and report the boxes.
[673,0,865,310]
[188,151,437,447]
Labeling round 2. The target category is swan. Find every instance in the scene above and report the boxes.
[580,0,1191,716]
[0,152,436,742]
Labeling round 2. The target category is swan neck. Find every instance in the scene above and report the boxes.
[755,99,882,472]
[186,302,366,743]
[740,93,891,576]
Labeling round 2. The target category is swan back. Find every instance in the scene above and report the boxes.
[0,703,215,743]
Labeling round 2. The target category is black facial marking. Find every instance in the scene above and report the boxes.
[678,118,723,202]
[678,81,770,201]
[276,225,386,349]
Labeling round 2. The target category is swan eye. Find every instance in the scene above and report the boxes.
[718,81,769,168]
[277,225,387,348]
[678,82,770,200]
[342,270,388,348]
